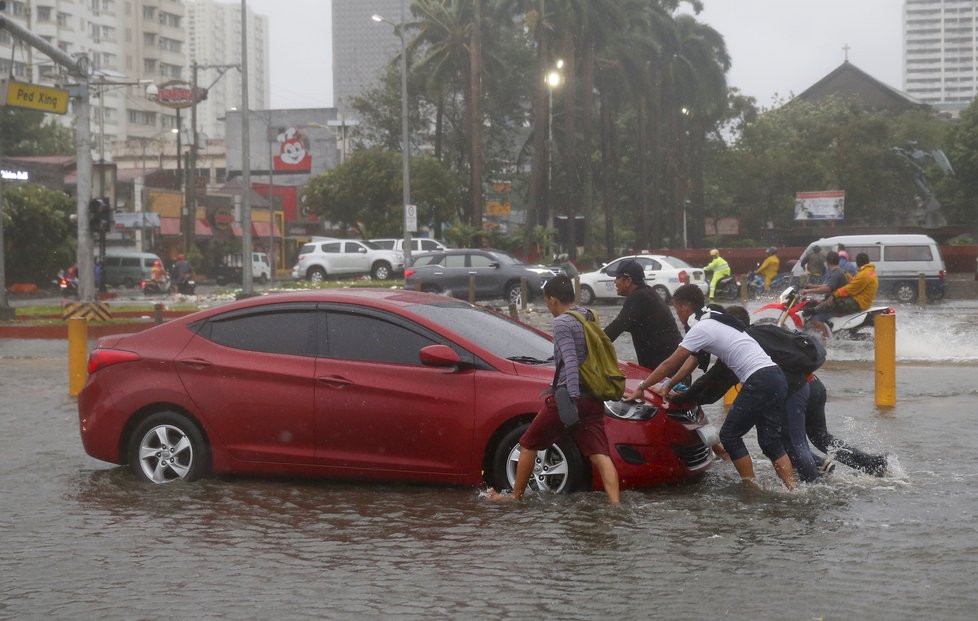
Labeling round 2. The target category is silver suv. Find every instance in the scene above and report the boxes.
[292,238,404,282]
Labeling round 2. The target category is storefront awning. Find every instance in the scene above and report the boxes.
[252,221,283,238]
[195,218,213,237]
[230,223,244,237]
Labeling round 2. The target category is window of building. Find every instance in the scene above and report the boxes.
[36,6,53,21]
[143,58,157,73]
[128,109,157,125]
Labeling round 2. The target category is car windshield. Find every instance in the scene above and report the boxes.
[410,301,554,364]
[661,256,693,269]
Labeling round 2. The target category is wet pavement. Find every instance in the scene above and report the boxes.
[2,300,978,619]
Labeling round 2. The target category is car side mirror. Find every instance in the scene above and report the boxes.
[419,344,462,368]
[359,247,367,254]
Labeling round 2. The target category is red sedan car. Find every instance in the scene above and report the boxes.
[78,289,715,493]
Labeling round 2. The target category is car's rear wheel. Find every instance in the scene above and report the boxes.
[307,266,327,283]
[652,285,670,303]
[490,423,587,495]
[128,411,209,484]
[579,285,595,305]
[258,274,268,285]
[893,281,917,303]
[371,261,392,280]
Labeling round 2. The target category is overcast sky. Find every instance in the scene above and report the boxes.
[247,0,904,110]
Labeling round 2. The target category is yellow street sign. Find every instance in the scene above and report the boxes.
[1,78,70,114]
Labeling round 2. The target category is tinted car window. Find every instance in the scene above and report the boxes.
[637,257,662,271]
[885,245,933,261]
[470,254,495,268]
[374,240,396,250]
[410,301,554,364]
[205,309,317,356]
[445,254,466,268]
[121,257,140,267]
[661,256,693,269]
[343,242,363,254]
[844,246,880,262]
[325,312,437,365]
[103,257,121,267]
[420,240,440,251]
[323,242,341,253]
[412,254,442,267]
[300,243,315,254]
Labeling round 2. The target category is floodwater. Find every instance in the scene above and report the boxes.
[2,301,978,619]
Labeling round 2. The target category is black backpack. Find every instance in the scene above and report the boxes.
[746,324,827,390]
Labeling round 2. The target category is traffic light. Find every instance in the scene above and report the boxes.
[88,198,112,233]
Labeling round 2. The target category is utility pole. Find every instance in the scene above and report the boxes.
[240,0,253,295]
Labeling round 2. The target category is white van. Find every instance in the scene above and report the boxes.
[101,250,163,288]
[793,234,945,302]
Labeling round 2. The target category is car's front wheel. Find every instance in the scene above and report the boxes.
[307,266,327,283]
[505,282,524,306]
[371,261,392,280]
[128,411,209,484]
[489,423,587,495]
[579,285,595,305]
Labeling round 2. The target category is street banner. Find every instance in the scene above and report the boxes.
[794,190,845,220]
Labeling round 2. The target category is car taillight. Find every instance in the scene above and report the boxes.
[405,268,416,278]
[298,254,306,262]
[678,270,688,283]
[88,348,142,374]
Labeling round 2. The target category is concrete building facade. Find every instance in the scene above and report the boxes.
[904,0,978,115]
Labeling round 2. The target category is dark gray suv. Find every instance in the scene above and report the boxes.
[404,249,554,304]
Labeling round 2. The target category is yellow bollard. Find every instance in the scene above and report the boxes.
[68,317,88,397]
[875,311,896,407]
[723,384,741,406]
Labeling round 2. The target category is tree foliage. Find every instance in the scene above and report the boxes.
[1,183,75,285]
[0,108,74,156]
[301,148,460,239]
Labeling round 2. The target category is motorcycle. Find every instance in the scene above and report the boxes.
[745,265,792,299]
[172,273,196,295]
[141,275,172,296]
[755,286,894,341]
[711,273,741,300]
[54,272,79,298]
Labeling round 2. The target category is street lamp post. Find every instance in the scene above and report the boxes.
[545,60,563,256]
[372,3,413,267]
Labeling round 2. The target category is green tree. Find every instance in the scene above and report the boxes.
[302,148,460,239]
[0,108,74,156]
[1,183,75,285]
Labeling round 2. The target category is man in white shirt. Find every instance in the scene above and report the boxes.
[625,284,796,489]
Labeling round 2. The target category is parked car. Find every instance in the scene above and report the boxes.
[577,254,709,304]
[403,248,555,304]
[100,250,163,289]
[370,237,450,255]
[215,252,271,285]
[791,234,946,303]
[291,237,404,281]
[77,289,715,491]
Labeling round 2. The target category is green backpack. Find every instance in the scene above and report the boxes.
[564,309,626,401]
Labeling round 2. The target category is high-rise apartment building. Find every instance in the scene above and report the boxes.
[904,0,978,115]
[0,0,188,151]
[185,0,269,140]
[331,0,401,119]
[1,1,268,157]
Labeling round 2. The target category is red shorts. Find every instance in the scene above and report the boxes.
[519,394,610,458]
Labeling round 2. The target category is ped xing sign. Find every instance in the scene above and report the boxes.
[0,78,69,114]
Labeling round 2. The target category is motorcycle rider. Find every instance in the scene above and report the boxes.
[172,254,192,289]
[702,248,731,301]
[803,252,878,319]
[801,251,848,337]
[757,247,780,291]
[800,244,826,285]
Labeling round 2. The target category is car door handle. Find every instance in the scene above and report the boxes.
[178,357,213,368]
[317,375,353,388]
